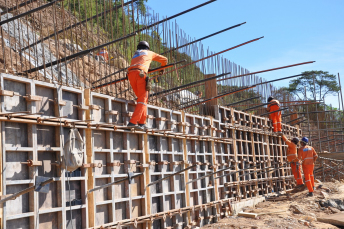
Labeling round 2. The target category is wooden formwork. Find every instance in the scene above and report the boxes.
[0,74,301,229]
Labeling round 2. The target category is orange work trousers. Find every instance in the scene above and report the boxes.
[302,164,315,192]
[128,70,148,125]
[270,111,282,132]
[290,162,303,185]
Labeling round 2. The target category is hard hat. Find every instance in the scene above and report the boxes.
[301,137,309,144]
[267,96,274,102]
[137,41,150,50]
[291,137,299,144]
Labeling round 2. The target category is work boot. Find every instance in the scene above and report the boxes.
[306,192,314,197]
[127,122,137,128]
[128,122,144,131]
[138,123,148,130]
[295,184,304,189]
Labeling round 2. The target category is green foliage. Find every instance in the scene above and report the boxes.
[287,70,340,101]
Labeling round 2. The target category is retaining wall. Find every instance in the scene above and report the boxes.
[0,73,301,229]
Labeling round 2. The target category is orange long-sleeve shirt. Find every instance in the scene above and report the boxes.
[298,145,318,165]
[128,50,168,73]
[282,135,299,162]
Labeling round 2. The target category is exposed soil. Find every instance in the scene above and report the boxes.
[202,182,344,229]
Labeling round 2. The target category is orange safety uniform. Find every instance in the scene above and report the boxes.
[282,135,303,185]
[97,48,109,61]
[298,145,318,192]
[128,50,167,125]
[267,99,281,132]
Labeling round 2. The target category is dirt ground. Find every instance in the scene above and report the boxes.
[202,181,344,229]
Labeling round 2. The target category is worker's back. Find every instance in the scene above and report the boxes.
[129,50,167,73]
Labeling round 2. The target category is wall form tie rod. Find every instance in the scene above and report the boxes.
[160,22,246,55]
[226,96,260,106]
[215,165,281,180]
[150,36,264,82]
[0,178,56,204]
[147,165,197,187]
[23,0,216,74]
[186,166,236,185]
[217,61,315,82]
[259,108,288,116]
[0,0,62,26]
[20,0,138,52]
[150,71,231,98]
[88,173,143,193]
[0,0,39,15]
[92,60,187,89]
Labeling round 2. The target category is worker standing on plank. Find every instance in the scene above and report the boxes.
[280,134,304,187]
[267,96,282,133]
[127,41,168,130]
[298,137,318,197]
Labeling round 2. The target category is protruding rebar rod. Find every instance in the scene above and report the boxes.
[149,72,231,98]
[23,0,217,74]
[242,102,269,112]
[217,61,315,82]
[150,36,264,82]
[226,96,260,106]
[160,22,246,55]
[291,119,308,126]
[20,0,139,52]
[0,0,39,15]
[0,0,63,26]
[92,60,187,89]
[286,116,305,124]
[180,86,256,110]
[260,108,288,116]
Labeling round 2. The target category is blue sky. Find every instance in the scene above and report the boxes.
[146,0,344,108]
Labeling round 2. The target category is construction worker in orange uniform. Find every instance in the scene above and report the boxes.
[97,47,109,61]
[127,41,168,130]
[280,134,304,187]
[267,96,282,133]
[298,137,318,197]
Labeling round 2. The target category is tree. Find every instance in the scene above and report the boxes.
[287,70,340,102]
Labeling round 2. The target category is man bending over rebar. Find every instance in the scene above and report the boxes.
[127,41,168,130]
[267,96,282,133]
[280,134,304,187]
[298,137,318,197]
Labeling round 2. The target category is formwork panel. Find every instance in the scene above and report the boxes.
[0,75,303,229]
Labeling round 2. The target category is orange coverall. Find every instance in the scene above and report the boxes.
[267,99,281,132]
[97,48,109,61]
[298,145,318,192]
[282,135,303,185]
[128,50,167,125]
